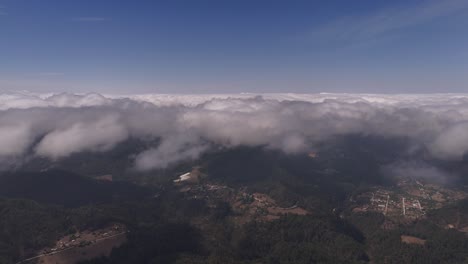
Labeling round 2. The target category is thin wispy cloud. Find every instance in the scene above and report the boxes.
[73,17,108,22]
[306,0,468,47]
[35,72,65,77]
[0,6,7,16]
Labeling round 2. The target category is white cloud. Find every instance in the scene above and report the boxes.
[35,114,128,159]
[1,92,468,170]
[383,161,453,184]
[135,135,208,170]
[0,123,31,156]
[430,122,468,160]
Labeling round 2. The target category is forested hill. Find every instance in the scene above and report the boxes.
[0,170,150,207]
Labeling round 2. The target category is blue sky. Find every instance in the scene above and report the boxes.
[1,0,468,93]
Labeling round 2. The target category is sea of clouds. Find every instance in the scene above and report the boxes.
[1,92,468,172]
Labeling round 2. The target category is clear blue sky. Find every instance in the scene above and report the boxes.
[1,0,468,94]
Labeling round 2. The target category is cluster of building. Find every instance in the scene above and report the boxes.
[43,223,126,254]
[353,188,425,219]
[174,170,309,224]
[352,177,467,221]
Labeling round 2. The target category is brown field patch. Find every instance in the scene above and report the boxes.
[401,235,426,245]
[459,226,468,233]
[268,206,308,216]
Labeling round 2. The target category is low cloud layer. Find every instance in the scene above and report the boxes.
[2,92,468,170]
[382,161,454,184]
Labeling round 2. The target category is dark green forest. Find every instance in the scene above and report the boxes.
[2,138,468,264]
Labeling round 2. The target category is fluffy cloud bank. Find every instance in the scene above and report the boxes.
[382,161,454,184]
[2,92,468,170]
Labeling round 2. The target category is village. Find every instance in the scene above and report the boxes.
[173,168,309,224]
[352,188,425,219]
[18,224,127,264]
[351,177,467,221]
[42,223,127,255]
